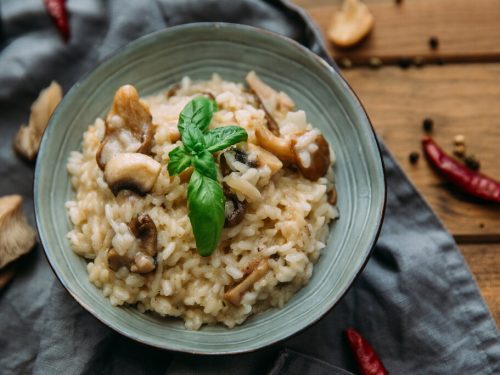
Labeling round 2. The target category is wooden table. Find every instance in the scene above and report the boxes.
[295,0,500,325]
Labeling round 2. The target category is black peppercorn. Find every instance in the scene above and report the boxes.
[422,118,434,133]
[398,57,412,69]
[429,36,439,50]
[409,151,420,164]
[464,155,480,171]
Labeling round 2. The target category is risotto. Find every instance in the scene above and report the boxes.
[66,72,339,330]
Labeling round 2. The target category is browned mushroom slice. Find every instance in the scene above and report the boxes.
[255,125,331,181]
[0,195,37,269]
[293,132,331,181]
[246,71,295,135]
[129,214,157,257]
[219,147,258,177]
[13,82,62,161]
[103,153,161,196]
[246,143,283,176]
[96,85,154,170]
[224,259,270,306]
[129,214,158,274]
[224,194,247,228]
[255,125,296,164]
[107,248,131,271]
[327,0,374,48]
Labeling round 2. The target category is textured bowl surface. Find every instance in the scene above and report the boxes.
[35,23,385,354]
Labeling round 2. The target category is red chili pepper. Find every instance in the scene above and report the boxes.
[422,136,500,203]
[345,328,389,375]
[43,0,69,42]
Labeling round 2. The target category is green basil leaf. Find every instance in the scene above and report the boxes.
[187,170,225,256]
[193,150,217,180]
[167,146,192,176]
[182,125,205,154]
[178,96,216,134]
[204,126,248,153]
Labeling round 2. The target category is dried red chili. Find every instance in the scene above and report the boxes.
[43,0,69,42]
[346,328,389,375]
[422,136,500,202]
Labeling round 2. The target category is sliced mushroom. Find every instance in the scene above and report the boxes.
[103,153,161,196]
[129,214,158,274]
[13,81,62,161]
[224,259,270,306]
[246,71,295,135]
[224,194,247,228]
[107,214,158,274]
[107,248,131,272]
[255,125,297,164]
[0,195,37,269]
[255,126,331,181]
[293,132,331,181]
[219,147,258,177]
[327,0,374,48]
[129,214,157,257]
[96,85,154,170]
[246,143,283,176]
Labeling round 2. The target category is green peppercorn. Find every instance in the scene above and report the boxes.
[369,57,382,69]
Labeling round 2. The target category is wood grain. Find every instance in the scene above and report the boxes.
[298,0,500,65]
[296,0,500,334]
[460,244,500,326]
[341,64,500,241]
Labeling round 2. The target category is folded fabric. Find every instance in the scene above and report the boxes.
[0,1,498,374]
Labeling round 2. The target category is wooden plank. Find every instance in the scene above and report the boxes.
[297,0,500,65]
[460,243,500,326]
[341,64,500,241]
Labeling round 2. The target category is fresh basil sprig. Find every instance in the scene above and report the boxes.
[167,96,248,256]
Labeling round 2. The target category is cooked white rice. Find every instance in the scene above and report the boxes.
[66,74,338,330]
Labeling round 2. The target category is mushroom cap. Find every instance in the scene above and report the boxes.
[294,133,331,181]
[103,152,161,196]
[96,85,154,170]
[327,0,374,48]
[13,81,62,161]
[0,195,37,269]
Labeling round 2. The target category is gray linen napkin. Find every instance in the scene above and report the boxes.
[0,1,499,374]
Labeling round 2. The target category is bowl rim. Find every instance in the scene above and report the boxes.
[34,22,387,354]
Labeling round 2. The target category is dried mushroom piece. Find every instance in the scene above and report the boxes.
[13,81,62,161]
[0,195,37,269]
[246,71,294,135]
[293,131,331,181]
[327,0,374,48]
[224,194,247,228]
[129,214,158,273]
[224,259,270,306]
[107,214,158,274]
[96,85,154,170]
[106,248,130,272]
[246,143,283,176]
[104,152,161,196]
[255,125,331,181]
